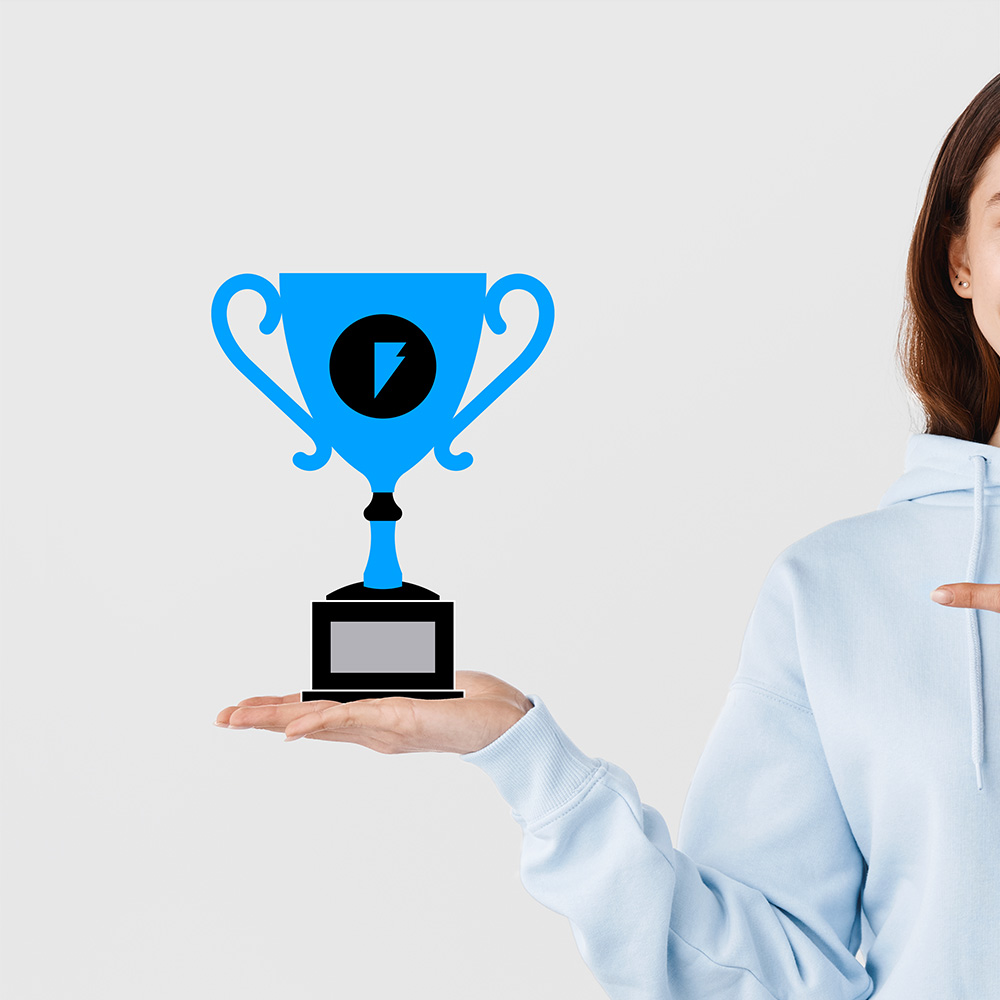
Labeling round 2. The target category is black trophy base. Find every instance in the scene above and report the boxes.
[310,597,461,702]
[326,581,440,600]
[302,689,466,702]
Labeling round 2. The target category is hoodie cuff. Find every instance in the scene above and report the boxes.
[459,695,602,821]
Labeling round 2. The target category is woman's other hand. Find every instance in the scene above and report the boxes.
[930,584,1000,611]
[214,670,533,754]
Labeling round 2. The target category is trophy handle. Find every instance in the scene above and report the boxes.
[210,273,332,471]
[433,273,554,471]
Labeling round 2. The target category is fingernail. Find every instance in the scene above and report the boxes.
[213,721,230,728]
[931,588,954,605]
[284,734,303,742]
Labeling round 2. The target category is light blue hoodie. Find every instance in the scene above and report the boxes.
[460,433,1000,999]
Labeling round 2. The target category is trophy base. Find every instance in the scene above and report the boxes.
[302,689,465,702]
[327,581,440,601]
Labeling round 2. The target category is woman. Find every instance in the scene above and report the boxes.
[216,74,1000,998]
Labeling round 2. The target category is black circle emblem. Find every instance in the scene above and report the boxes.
[329,314,436,418]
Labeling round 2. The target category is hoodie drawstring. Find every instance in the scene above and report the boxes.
[965,453,987,791]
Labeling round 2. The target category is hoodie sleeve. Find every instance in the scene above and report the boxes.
[459,553,874,1000]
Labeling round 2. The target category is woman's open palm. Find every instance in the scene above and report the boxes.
[215,669,533,755]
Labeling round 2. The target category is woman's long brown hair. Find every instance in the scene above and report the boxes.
[899,73,1000,443]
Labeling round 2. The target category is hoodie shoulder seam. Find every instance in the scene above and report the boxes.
[666,928,784,999]
[729,679,814,715]
[666,929,872,1000]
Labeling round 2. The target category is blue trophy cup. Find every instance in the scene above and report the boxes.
[211,272,554,702]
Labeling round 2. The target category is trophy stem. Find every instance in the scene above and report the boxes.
[362,492,404,589]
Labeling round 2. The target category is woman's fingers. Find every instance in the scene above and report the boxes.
[931,583,1000,612]
[217,699,339,728]
[215,695,420,741]
[236,693,302,707]
[216,693,301,725]
[219,697,423,753]
[214,671,531,753]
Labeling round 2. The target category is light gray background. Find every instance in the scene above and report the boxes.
[2,1,998,997]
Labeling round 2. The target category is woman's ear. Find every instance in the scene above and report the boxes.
[948,232,973,298]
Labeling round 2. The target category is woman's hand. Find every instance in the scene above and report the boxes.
[214,670,533,755]
[931,584,1000,611]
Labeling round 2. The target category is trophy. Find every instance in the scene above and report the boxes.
[210,272,554,702]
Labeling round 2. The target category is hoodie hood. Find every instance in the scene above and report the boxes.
[877,432,1000,791]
